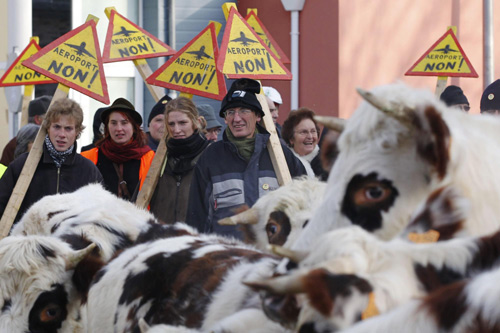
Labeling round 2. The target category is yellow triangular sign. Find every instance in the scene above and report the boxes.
[23,20,109,104]
[103,7,176,63]
[147,22,227,100]
[218,7,292,80]
[406,29,478,78]
[0,38,56,86]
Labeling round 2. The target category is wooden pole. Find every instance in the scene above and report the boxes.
[132,60,167,209]
[133,58,165,101]
[435,76,448,98]
[257,93,292,186]
[0,84,70,238]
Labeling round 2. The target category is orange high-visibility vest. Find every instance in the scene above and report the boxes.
[81,148,155,191]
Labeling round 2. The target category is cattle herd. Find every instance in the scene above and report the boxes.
[2,82,500,332]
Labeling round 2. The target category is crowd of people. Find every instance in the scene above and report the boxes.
[1,77,499,237]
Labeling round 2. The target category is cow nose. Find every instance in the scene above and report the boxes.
[298,322,319,333]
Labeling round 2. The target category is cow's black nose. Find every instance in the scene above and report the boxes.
[299,322,318,333]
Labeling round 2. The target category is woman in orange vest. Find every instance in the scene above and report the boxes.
[81,98,154,201]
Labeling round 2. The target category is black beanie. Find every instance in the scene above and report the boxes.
[219,78,264,118]
[28,95,52,117]
[480,79,500,112]
[440,85,469,107]
[148,94,172,125]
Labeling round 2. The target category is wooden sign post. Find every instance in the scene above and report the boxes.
[257,93,291,185]
[101,7,178,209]
[0,84,69,238]
[0,15,108,238]
[219,3,293,186]
[139,19,228,208]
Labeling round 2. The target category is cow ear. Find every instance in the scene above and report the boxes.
[72,256,105,302]
[412,106,451,180]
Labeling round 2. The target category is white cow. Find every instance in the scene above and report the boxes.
[12,183,156,261]
[0,235,95,332]
[293,83,500,253]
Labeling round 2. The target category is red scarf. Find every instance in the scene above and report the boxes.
[99,137,151,164]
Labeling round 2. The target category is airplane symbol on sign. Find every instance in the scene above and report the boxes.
[64,42,95,58]
[186,46,212,60]
[435,45,459,54]
[230,32,257,46]
[113,26,138,37]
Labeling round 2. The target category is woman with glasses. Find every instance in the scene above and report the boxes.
[149,97,209,224]
[282,107,328,180]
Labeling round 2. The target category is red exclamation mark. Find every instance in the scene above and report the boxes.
[148,38,156,53]
[88,70,99,88]
[266,52,273,73]
[205,70,216,90]
[458,58,464,71]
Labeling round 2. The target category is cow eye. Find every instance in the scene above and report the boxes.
[40,303,62,322]
[266,222,280,239]
[354,182,391,205]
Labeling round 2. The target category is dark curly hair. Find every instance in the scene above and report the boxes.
[281,107,320,146]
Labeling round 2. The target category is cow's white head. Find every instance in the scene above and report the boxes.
[0,235,96,332]
[219,177,327,251]
[292,83,461,252]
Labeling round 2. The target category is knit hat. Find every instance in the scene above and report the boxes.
[101,97,142,125]
[440,85,469,107]
[148,94,172,125]
[220,78,264,118]
[197,104,222,129]
[28,95,52,117]
[263,86,282,105]
[480,79,500,112]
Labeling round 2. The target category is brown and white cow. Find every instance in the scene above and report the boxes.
[250,221,500,332]
[343,266,500,333]
[0,235,97,332]
[292,83,500,253]
[219,177,327,251]
[86,224,289,333]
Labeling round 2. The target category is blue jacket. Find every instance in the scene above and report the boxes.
[186,125,306,239]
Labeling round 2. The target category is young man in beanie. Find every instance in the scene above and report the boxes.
[146,94,172,151]
[0,95,52,166]
[440,85,470,112]
[196,104,222,142]
[186,78,306,239]
[480,79,500,115]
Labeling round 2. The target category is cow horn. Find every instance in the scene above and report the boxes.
[268,244,308,263]
[65,243,97,270]
[243,273,305,294]
[138,318,150,333]
[314,115,345,132]
[356,87,414,126]
[218,208,259,225]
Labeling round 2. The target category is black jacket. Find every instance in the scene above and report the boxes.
[186,125,306,239]
[0,143,103,225]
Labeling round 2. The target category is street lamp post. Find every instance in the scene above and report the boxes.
[281,0,306,110]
